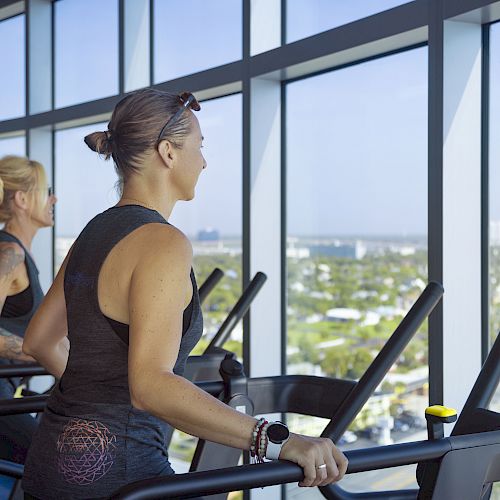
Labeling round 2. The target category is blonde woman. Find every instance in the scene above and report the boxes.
[0,155,57,464]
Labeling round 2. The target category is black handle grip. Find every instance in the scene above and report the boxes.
[198,268,224,305]
[204,272,267,353]
[0,364,49,379]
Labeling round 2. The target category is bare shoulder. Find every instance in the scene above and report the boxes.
[132,223,193,268]
[0,242,25,276]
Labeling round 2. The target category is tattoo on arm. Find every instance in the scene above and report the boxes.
[0,327,32,361]
[0,245,24,279]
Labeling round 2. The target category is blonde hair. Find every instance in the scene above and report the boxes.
[0,155,47,223]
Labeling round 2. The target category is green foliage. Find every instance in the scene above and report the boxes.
[287,249,428,379]
[191,247,429,380]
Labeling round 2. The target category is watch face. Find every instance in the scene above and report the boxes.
[268,423,290,444]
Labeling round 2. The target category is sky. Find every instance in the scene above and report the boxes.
[0,1,498,239]
[53,94,242,238]
[0,14,24,121]
[286,0,413,43]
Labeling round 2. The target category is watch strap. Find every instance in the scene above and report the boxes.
[265,439,283,460]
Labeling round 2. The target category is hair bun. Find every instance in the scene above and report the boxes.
[84,131,113,159]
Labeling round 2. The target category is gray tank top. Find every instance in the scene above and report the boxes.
[0,230,44,396]
[22,205,203,499]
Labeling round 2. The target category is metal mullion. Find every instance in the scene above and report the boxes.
[24,4,29,120]
[51,0,55,110]
[118,0,124,95]
[281,0,286,46]
[481,24,491,361]
[428,0,444,406]
[280,81,286,378]
[283,41,428,86]
[242,0,251,378]
[242,2,250,497]
[443,0,500,19]
[249,0,428,78]
[0,11,23,22]
[51,126,55,278]
[279,79,287,500]
[149,0,154,85]
[0,0,24,7]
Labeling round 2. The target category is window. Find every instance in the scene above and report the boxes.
[153,0,242,82]
[0,136,25,158]
[286,47,428,495]
[169,93,243,357]
[54,122,118,271]
[0,15,25,120]
[287,0,414,43]
[54,0,118,108]
[167,93,242,471]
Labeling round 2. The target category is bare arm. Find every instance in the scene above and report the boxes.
[0,242,36,362]
[22,250,71,378]
[128,225,256,450]
[0,327,36,362]
[127,226,347,489]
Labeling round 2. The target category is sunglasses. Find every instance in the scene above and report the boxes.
[156,92,201,144]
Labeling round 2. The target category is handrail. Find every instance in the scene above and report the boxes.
[198,268,224,305]
[110,437,457,499]
[0,364,48,378]
[0,459,23,479]
[204,272,267,353]
[454,329,500,425]
[5,431,500,497]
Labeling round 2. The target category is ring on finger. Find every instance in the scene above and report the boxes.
[316,464,327,470]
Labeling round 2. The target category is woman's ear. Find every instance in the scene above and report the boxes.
[157,140,175,170]
[12,190,29,210]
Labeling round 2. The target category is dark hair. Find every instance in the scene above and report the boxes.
[84,89,194,185]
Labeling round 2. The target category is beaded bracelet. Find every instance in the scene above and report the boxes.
[250,418,268,463]
[258,421,270,462]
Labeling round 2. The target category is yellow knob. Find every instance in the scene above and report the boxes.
[425,405,457,418]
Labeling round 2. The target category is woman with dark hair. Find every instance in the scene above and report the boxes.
[22,88,347,499]
[0,155,57,466]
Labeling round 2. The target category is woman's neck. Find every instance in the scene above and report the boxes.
[3,219,37,250]
[119,188,177,222]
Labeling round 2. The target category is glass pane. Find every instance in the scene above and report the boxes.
[55,123,119,271]
[0,136,25,158]
[286,47,428,496]
[166,94,243,473]
[55,0,118,108]
[169,93,243,356]
[287,0,413,43]
[489,22,500,414]
[0,15,25,120]
[153,0,242,82]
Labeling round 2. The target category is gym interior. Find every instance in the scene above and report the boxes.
[0,0,499,499]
